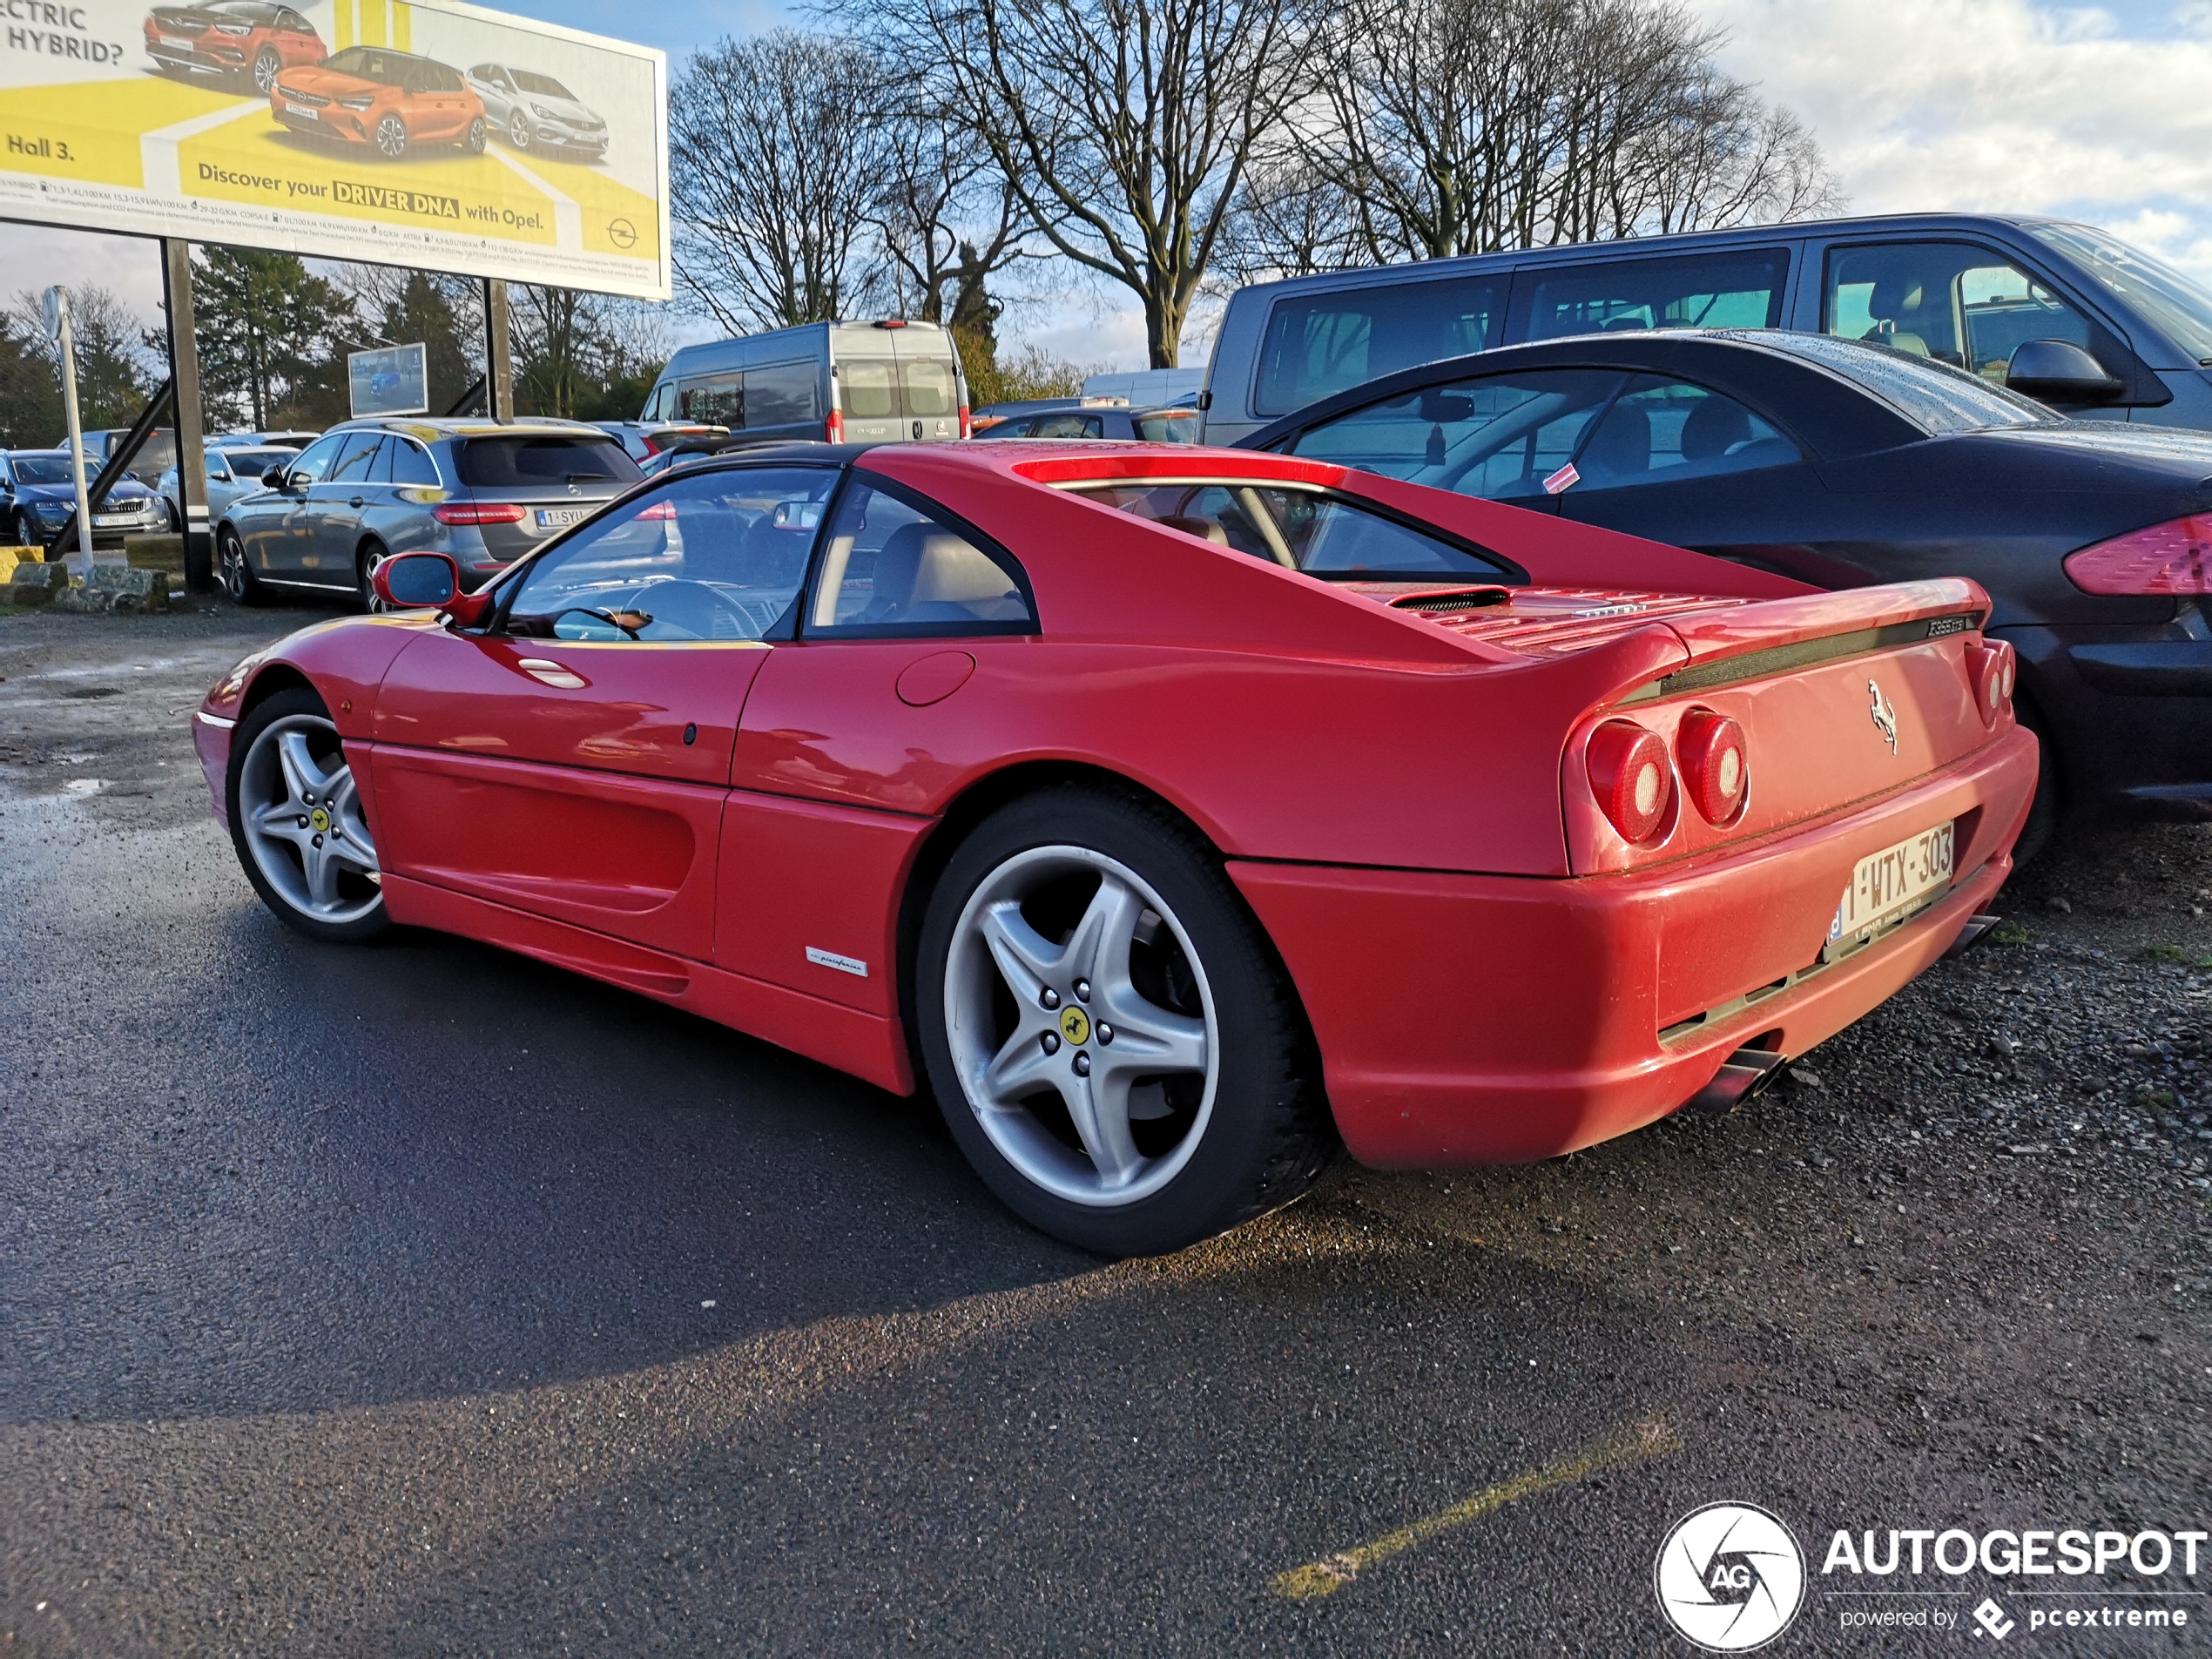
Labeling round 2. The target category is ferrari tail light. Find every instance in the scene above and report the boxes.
[826,408,846,444]
[432,501,527,526]
[1676,709,1749,825]
[1966,637,2017,725]
[2063,514,2212,594]
[1586,719,1673,844]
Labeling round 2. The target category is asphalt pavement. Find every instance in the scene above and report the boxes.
[2,599,2207,1657]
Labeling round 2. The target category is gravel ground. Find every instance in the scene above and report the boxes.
[1,599,2207,1657]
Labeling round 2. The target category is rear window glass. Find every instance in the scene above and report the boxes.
[841,359,898,419]
[1255,275,1507,417]
[1743,330,2053,434]
[1516,250,1790,341]
[1136,410,1201,443]
[455,435,642,488]
[904,358,958,416]
[1072,482,1513,580]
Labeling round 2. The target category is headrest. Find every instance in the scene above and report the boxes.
[1158,514,1230,545]
[1680,396,1752,461]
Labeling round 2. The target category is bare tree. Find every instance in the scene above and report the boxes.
[840,0,1317,368]
[509,286,671,418]
[670,30,896,333]
[867,95,1035,352]
[1228,0,1841,279]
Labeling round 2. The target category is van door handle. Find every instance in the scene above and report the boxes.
[348,496,365,508]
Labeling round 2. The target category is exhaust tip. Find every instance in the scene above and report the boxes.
[1683,1045,1786,1115]
[1943,914,2005,961]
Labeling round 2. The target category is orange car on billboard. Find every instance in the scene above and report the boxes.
[272,46,487,160]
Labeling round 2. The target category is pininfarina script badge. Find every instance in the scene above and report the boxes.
[1868,678,1898,753]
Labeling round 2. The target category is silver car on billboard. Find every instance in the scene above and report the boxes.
[464,62,609,156]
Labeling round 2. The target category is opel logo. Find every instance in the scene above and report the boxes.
[1867,678,1898,754]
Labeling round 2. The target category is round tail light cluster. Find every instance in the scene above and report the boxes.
[1586,720,1674,843]
[1967,638,2017,725]
[1676,709,1750,826]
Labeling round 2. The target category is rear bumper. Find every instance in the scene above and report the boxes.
[1231,724,2037,1167]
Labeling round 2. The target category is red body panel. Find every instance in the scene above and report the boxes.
[196,442,2040,1169]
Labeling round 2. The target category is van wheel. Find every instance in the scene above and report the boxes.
[916,786,1336,1256]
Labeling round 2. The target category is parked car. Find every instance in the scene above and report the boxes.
[212,430,320,450]
[594,421,731,463]
[639,320,968,447]
[272,46,486,160]
[1200,212,2212,445]
[212,419,641,607]
[3,450,165,549]
[464,62,609,156]
[143,0,321,91]
[973,400,1203,442]
[65,427,176,488]
[193,440,2034,1254]
[156,445,301,536]
[1239,327,2212,849]
[1082,367,1207,407]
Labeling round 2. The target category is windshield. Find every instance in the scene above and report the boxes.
[511,70,574,98]
[9,454,75,485]
[1070,482,1513,580]
[223,448,292,477]
[455,435,642,489]
[1737,330,2054,434]
[2028,221,2212,364]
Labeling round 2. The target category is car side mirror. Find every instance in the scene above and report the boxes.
[262,465,291,489]
[372,550,487,626]
[2006,339,2124,405]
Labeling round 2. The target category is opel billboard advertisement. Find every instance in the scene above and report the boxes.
[0,0,669,298]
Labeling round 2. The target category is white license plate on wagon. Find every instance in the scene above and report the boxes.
[94,514,131,527]
[284,102,317,119]
[534,507,589,529]
[1829,821,1954,946]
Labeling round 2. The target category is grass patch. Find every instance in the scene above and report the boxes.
[1991,919,2034,946]
[2138,942,2212,968]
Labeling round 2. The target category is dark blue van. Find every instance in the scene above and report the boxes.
[1198,213,2212,444]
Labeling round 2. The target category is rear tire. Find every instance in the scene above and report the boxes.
[915,786,1336,1256]
[226,687,388,944]
[355,538,389,612]
[463,117,487,155]
[2013,695,2060,868]
[219,528,267,606]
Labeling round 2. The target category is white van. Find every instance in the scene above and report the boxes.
[639,320,968,446]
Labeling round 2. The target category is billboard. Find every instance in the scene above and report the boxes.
[348,341,428,415]
[0,0,670,300]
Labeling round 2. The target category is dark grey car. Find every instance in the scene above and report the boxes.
[213,419,642,607]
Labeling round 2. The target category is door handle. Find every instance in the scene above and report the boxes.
[349,496,365,508]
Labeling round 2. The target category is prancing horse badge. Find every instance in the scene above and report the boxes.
[1868,678,1898,753]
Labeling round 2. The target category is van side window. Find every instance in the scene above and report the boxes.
[1824,242,2097,381]
[745,361,820,427]
[679,373,742,427]
[1253,275,1506,417]
[806,482,1035,636]
[1515,250,1789,341]
[645,382,676,421]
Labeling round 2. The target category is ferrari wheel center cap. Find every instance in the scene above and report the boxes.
[308,807,332,833]
[1058,1007,1091,1047]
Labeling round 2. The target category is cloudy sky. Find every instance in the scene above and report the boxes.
[10,0,2212,372]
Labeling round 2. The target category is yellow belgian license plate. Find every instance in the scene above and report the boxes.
[1829,821,1955,947]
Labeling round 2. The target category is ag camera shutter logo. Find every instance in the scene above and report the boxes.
[1656,1502,1806,1650]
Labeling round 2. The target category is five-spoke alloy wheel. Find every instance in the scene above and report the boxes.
[226,689,388,942]
[918,788,1334,1256]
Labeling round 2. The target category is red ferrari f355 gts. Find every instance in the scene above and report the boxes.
[193,442,2037,1253]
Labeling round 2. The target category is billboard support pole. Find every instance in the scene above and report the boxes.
[484,280,514,421]
[160,239,212,593]
[42,287,97,577]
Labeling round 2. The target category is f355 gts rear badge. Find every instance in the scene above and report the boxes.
[1868,678,1898,753]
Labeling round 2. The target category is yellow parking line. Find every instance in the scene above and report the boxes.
[1271,1415,1681,1602]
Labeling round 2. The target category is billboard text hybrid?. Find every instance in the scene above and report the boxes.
[0,0,670,300]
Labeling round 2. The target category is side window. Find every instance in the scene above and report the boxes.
[388,439,440,486]
[284,434,346,484]
[1824,241,2097,381]
[1254,275,1507,417]
[1569,377,1800,489]
[205,452,230,480]
[840,359,898,419]
[806,482,1035,636]
[504,466,840,643]
[1287,368,1627,501]
[329,433,385,484]
[744,361,821,427]
[645,382,676,421]
[1029,412,1103,438]
[678,373,741,427]
[1514,252,1789,342]
[1074,482,1513,580]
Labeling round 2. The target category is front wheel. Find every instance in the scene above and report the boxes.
[13,509,39,550]
[226,688,388,943]
[375,114,408,159]
[916,787,1335,1256]
[508,110,531,149]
